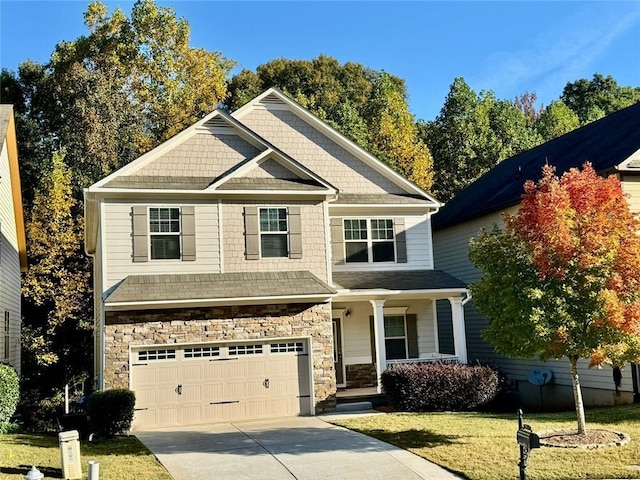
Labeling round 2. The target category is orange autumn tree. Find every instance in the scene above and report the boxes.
[469,163,640,434]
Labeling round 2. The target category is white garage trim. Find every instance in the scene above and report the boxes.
[129,337,314,430]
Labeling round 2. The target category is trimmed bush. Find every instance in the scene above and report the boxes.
[86,389,136,438]
[0,363,19,423]
[381,362,500,412]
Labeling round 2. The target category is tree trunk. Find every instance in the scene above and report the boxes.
[569,356,587,435]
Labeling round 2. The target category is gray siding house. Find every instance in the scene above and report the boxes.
[433,102,640,409]
[84,89,468,430]
[0,106,28,374]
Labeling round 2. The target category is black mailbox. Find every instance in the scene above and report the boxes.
[517,425,540,450]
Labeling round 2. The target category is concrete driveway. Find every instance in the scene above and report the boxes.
[136,415,462,480]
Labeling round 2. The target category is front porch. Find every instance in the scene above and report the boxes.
[331,290,468,394]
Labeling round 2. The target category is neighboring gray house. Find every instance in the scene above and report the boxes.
[0,105,28,374]
[84,88,468,430]
[433,102,640,409]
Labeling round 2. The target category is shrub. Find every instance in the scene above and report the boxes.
[0,363,19,423]
[381,362,500,412]
[86,389,136,438]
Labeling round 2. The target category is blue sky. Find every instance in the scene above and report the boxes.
[1,1,639,121]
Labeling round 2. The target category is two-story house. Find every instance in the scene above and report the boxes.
[432,102,640,409]
[84,88,468,430]
[0,105,28,374]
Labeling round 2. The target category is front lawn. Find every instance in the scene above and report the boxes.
[330,403,640,480]
[0,433,172,479]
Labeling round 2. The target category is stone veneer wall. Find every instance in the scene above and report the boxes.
[104,302,336,413]
[346,363,377,389]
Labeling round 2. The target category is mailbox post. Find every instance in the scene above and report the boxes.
[516,409,540,480]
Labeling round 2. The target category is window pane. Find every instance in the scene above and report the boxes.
[372,219,394,240]
[385,339,406,360]
[151,236,181,259]
[260,208,287,232]
[384,316,406,337]
[261,234,288,257]
[345,242,368,262]
[344,219,367,240]
[373,241,394,262]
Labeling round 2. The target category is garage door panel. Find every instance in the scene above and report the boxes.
[131,339,312,429]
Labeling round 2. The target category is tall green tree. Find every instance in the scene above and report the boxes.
[561,73,640,124]
[420,77,542,201]
[536,100,581,141]
[469,164,640,434]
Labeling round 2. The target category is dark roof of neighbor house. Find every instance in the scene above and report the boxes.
[105,271,336,304]
[432,101,640,230]
[332,270,467,291]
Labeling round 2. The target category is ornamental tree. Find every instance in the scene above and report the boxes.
[469,163,640,434]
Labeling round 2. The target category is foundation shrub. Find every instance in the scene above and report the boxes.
[87,389,135,438]
[0,363,19,423]
[381,362,500,411]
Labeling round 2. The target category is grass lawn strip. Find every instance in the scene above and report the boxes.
[0,433,172,479]
[330,403,640,480]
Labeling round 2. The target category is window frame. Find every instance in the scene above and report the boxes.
[343,218,396,264]
[258,207,289,258]
[4,312,10,360]
[148,206,182,261]
[383,314,408,360]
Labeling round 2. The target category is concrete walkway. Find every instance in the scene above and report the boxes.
[136,415,463,480]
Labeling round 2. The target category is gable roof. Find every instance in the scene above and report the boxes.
[232,87,441,207]
[0,105,27,271]
[433,101,640,230]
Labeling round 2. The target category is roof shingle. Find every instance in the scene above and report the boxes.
[332,270,466,291]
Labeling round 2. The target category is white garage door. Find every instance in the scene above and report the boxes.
[130,339,312,429]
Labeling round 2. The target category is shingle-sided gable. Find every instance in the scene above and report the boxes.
[233,91,437,201]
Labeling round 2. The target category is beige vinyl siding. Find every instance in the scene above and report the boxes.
[621,175,640,213]
[222,199,327,281]
[0,139,22,373]
[103,200,221,291]
[433,208,633,393]
[246,158,300,179]
[134,133,261,178]
[240,107,407,195]
[332,215,433,272]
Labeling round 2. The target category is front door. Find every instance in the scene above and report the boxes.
[332,318,344,386]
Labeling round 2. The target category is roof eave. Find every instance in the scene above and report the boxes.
[105,293,335,311]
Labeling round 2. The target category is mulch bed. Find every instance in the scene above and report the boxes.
[539,428,630,449]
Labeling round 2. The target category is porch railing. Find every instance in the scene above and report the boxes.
[386,353,458,366]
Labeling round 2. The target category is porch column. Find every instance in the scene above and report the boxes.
[448,296,467,363]
[370,299,387,393]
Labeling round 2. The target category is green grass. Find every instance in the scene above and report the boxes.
[0,433,172,479]
[330,403,640,480]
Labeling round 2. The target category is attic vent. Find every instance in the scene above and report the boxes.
[204,117,230,129]
[261,94,285,106]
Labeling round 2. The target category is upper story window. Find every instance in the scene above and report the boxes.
[149,207,181,260]
[259,208,288,257]
[344,219,395,263]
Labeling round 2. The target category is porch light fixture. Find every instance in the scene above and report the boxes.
[345,309,351,318]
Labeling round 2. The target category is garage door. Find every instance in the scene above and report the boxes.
[130,339,312,429]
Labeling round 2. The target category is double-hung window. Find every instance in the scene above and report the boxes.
[344,218,395,263]
[259,208,288,257]
[384,315,407,360]
[149,207,181,260]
